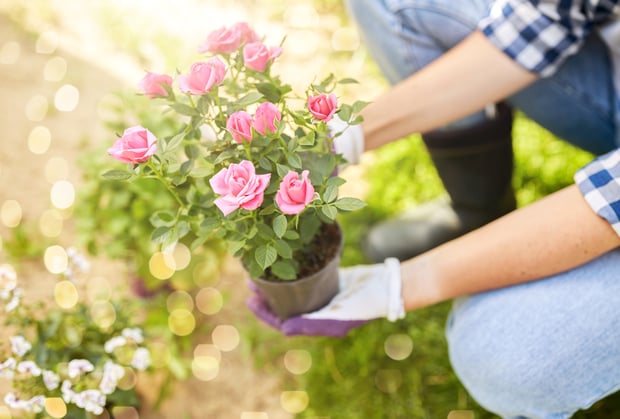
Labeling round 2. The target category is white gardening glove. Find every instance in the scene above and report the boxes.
[328,114,365,166]
[247,258,406,337]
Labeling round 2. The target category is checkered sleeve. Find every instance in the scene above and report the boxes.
[574,150,620,237]
[478,0,589,77]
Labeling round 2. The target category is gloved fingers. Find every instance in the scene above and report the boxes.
[281,317,368,338]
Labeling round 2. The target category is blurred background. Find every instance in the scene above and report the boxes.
[0,1,615,418]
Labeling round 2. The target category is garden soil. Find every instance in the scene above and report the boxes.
[0,13,294,419]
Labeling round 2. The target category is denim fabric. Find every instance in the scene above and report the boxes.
[345,0,618,154]
[446,249,620,419]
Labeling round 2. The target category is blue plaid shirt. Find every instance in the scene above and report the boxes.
[479,0,620,76]
[575,151,620,236]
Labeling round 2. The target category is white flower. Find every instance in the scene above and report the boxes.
[131,347,151,371]
[10,335,31,357]
[3,393,44,413]
[17,360,42,377]
[104,336,127,353]
[5,287,22,312]
[67,359,94,378]
[121,327,144,344]
[61,380,76,403]
[43,370,61,390]
[0,357,16,379]
[73,389,106,415]
[99,361,125,395]
[0,264,17,299]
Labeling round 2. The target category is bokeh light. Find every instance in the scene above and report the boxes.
[168,308,195,336]
[384,333,414,361]
[195,287,223,315]
[375,369,402,394]
[1,200,22,228]
[283,349,312,375]
[39,208,64,238]
[211,325,239,352]
[0,40,20,64]
[44,56,67,81]
[147,341,169,369]
[54,84,80,112]
[50,180,75,209]
[191,251,221,286]
[54,280,78,309]
[149,252,176,280]
[45,157,69,183]
[192,355,219,381]
[167,290,194,312]
[36,31,59,54]
[172,242,191,270]
[25,94,49,121]
[448,411,476,419]
[110,407,139,419]
[194,343,221,362]
[117,367,137,391]
[44,398,67,418]
[44,245,68,274]
[280,391,309,414]
[90,301,117,329]
[27,125,52,154]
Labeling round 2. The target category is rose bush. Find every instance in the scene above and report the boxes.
[104,22,367,281]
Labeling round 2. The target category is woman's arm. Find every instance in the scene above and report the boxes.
[361,31,538,151]
[402,184,620,311]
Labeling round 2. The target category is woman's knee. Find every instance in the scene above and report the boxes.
[445,260,620,418]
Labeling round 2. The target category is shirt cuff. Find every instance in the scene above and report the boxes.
[574,149,620,237]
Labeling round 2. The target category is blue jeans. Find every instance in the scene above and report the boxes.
[345,0,619,155]
[346,1,620,417]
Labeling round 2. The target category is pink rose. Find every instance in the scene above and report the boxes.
[275,170,315,215]
[209,160,271,216]
[198,26,242,54]
[253,102,281,135]
[307,93,338,122]
[231,22,259,44]
[178,58,226,95]
[108,125,157,164]
[243,42,282,72]
[138,72,173,98]
[226,111,254,143]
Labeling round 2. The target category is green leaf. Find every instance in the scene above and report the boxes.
[338,77,359,84]
[287,154,302,169]
[323,185,338,203]
[255,245,277,270]
[271,260,297,280]
[258,157,272,171]
[256,223,275,240]
[320,205,338,221]
[101,169,132,181]
[283,230,300,240]
[255,82,282,103]
[334,197,367,211]
[274,239,292,259]
[150,210,176,227]
[272,215,287,238]
[170,103,199,117]
[276,163,290,178]
[298,131,316,146]
[151,226,171,243]
[326,176,346,187]
[235,91,264,108]
[228,240,246,255]
[337,105,352,124]
[167,132,186,151]
[180,159,194,176]
[352,100,371,114]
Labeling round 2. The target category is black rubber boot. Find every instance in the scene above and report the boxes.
[363,104,516,262]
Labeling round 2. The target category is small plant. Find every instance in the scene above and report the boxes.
[104,22,366,281]
[0,249,150,418]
